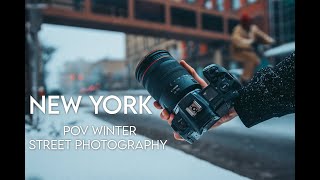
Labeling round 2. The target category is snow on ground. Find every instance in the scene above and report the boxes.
[214,114,295,139]
[26,96,248,180]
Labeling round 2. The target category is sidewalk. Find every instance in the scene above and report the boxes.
[25,96,248,180]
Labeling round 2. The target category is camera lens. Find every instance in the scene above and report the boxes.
[135,50,202,112]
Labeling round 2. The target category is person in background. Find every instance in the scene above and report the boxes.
[230,13,275,85]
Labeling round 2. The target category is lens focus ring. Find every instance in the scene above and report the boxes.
[135,50,202,112]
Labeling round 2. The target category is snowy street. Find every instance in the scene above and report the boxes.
[25,94,249,180]
[26,91,294,179]
[93,90,295,179]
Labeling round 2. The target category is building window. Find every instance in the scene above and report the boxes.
[247,0,257,4]
[217,0,224,11]
[269,0,295,44]
[232,0,241,10]
[186,0,196,4]
[204,0,213,9]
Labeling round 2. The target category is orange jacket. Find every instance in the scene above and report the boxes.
[230,24,274,55]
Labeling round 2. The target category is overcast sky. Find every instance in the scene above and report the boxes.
[39,24,126,90]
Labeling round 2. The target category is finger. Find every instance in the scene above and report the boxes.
[211,120,223,129]
[153,101,163,109]
[228,108,238,118]
[211,117,228,129]
[210,115,232,129]
[219,116,231,123]
[180,60,208,88]
[167,114,174,125]
[173,132,184,141]
[160,110,170,120]
[210,108,238,129]
[219,109,237,124]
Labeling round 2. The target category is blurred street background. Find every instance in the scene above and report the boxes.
[25,0,295,179]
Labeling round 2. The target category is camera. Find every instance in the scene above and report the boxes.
[135,50,241,144]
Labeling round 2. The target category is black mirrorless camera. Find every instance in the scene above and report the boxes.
[135,50,242,144]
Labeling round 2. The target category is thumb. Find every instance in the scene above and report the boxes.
[180,60,208,88]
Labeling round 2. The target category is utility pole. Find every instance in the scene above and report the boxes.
[26,2,46,128]
[127,60,132,89]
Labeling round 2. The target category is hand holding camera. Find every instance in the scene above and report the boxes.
[154,60,238,141]
[135,50,241,144]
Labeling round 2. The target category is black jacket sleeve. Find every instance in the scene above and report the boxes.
[234,52,295,127]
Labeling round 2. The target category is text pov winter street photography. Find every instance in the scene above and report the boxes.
[29,127,167,150]
[25,0,295,180]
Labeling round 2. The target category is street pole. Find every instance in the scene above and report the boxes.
[26,3,45,128]
[127,61,131,89]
